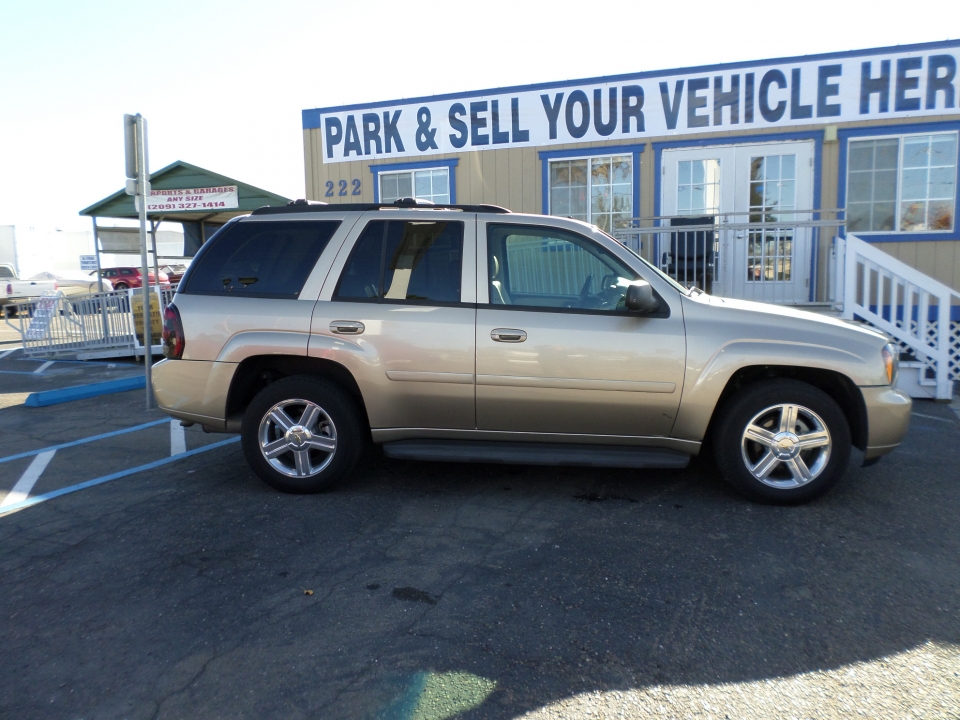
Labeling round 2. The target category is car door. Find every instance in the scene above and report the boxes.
[475,218,686,438]
[310,211,477,431]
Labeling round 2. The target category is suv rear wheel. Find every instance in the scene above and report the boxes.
[713,379,851,504]
[241,375,363,493]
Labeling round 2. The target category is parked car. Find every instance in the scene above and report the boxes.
[159,264,188,285]
[0,264,59,308]
[92,267,170,290]
[27,271,114,297]
[152,200,911,504]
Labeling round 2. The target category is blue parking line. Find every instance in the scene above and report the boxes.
[0,437,241,515]
[0,419,170,464]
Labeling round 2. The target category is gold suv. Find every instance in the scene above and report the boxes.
[154,200,910,503]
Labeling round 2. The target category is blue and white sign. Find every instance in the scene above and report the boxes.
[305,42,960,164]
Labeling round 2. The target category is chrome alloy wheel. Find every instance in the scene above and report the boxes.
[740,403,832,489]
[257,399,337,478]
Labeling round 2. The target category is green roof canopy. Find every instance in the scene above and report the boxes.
[79,160,291,224]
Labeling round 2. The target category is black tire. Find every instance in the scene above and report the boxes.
[713,379,851,504]
[241,375,364,494]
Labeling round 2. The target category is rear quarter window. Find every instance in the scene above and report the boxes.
[180,220,341,299]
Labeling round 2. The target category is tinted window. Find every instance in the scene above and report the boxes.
[488,224,637,311]
[0,266,14,279]
[335,220,463,303]
[182,220,340,299]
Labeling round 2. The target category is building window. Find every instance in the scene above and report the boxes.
[677,159,721,215]
[548,155,632,232]
[847,132,958,233]
[379,168,450,205]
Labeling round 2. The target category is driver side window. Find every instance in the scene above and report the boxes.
[487,224,637,311]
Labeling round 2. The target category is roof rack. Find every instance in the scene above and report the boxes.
[251,197,511,215]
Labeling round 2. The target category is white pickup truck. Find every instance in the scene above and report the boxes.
[0,264,58,308]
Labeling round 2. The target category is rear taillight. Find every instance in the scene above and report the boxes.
[5,284,10,295]
[162,303,185,359]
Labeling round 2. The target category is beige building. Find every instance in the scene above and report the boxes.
[303,40,960,303]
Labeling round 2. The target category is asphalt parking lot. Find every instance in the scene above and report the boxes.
[1,353,959,719]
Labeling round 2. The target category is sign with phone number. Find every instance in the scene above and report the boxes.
[145,186,239,213]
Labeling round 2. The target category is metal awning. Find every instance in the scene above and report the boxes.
[79,160,291,225]
[78,161,291,287]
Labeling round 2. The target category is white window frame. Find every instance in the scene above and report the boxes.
[845,130,959,235]
[547,154,634,231]
[378,167,450,205]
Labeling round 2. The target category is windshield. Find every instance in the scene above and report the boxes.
[597,228,692,296]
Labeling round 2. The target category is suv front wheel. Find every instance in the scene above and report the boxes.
[241,376,363,493]
[713,379,851,504]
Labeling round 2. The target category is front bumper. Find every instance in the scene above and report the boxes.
[861,385,912,461]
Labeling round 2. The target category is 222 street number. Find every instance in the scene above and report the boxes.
[325,179,361,197]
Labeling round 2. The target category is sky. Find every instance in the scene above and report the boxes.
[0,0,955,233]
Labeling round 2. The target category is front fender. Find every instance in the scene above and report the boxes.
[672,339,871,442]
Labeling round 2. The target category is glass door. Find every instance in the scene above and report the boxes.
[661,148,735,294]
[730,142,814,303]
[662,142,815,303]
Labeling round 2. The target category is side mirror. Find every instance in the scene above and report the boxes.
[625,281,660,314]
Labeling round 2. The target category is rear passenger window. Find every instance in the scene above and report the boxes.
[181,220,340,299]
[335,220,463,304]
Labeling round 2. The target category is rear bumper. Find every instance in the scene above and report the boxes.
[152,358,236,429]
[861,385,912,460]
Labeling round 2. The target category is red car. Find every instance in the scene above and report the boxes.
[93,267,170,290]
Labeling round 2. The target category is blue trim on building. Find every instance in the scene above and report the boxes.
[303,40,960,126]
[368,158,459,203]
[836,120,960,243]
[861,304,960,322]
[538,144,645,218]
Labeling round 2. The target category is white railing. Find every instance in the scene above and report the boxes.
[838,233,960,400]
[4,287,175,359]
[614,212,844,306]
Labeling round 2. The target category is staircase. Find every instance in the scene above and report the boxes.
[833,234,959,400]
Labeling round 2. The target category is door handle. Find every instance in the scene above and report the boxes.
[329,321,365,335]
[491,328,526,343]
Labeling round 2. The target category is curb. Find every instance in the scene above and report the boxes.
[24,376,146,407]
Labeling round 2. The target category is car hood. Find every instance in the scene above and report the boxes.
[692,294,885,336]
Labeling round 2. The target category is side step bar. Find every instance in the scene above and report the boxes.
[381,440,690,469]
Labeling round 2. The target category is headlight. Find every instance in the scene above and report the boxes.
[882,343,899,385]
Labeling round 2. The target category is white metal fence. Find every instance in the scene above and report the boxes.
[614,212,845,305]
[4,287,175,359]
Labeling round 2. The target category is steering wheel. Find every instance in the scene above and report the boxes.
[577,274,594,308]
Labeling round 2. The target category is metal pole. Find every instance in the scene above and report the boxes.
[150,220,160,284]
[91,217,109,343]
[91,218,104,294]
[136,114,153,409]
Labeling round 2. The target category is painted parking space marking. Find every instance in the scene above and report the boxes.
[0,347,19,359]
[911,412,954,423]
[33,361,54,374]
[0,418,169,465]
[0,450,56,509]
[0,437,240,516]
[170,420,186,457]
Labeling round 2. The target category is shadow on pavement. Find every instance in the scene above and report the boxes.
[0,401,957,718]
